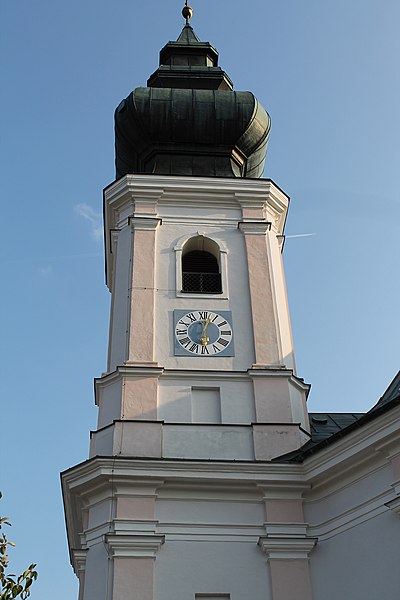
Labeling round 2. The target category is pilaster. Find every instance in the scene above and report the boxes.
[126,216,161,366]
[238,221,280,367]
[72,549,88,600]
[258,485,316,600]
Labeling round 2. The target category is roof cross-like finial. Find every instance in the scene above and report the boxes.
[182,0,193,25]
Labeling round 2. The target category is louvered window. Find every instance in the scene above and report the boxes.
[182,250,222,294]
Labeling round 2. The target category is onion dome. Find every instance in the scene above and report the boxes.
[115,6,270,179]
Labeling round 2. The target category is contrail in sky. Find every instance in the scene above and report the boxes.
[285,233,317,239]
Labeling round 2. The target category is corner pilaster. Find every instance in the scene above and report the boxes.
[72,549,88,600]
[238,221,281,367]
[126,216,161,366]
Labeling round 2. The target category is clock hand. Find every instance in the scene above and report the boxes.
[200,316,211,346]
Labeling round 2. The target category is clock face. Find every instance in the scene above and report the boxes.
[174,310,234,356]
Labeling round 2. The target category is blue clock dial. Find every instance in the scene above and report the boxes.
[174,310,233,356]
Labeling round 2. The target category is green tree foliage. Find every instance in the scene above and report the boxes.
[0,493,37,599]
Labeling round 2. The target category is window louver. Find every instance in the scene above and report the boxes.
[182,250,222,294]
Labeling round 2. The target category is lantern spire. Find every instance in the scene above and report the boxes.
[182,1,193,25]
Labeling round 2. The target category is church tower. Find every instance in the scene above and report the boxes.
[63,6,316,600]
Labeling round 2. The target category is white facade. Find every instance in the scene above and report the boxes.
[92,175,310,461]
[63,403,400,600]
[62,172,400,600]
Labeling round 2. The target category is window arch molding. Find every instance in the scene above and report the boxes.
[174,232,229,299]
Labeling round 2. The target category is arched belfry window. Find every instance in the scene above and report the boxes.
[181,236,222,294]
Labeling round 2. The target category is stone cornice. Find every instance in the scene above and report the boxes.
[97,367,304,386]
[106,533,165,558]
[72,549,88,576]
[264,523,309,537]
[256,481,311,499]
[103,175,290,288]
[104,176,164,208]
[105,174,287,195]
[128,216,162,231]
[258,535,316,560]
[104,176,288,216]
[161,369,250,382]
[238,221,272,235]
[61,455,303,488]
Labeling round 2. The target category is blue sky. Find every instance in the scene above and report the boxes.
[1,1,399,598]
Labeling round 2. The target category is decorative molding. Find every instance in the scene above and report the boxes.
[174,232,229,254]
[385,496,400,514]
[238,221,271,235]
[161,369,250,382]
[106,533,165,558]
[103,175,289,289]
[129,216,161,231]
[174,231,229,299]
[113,519,159,534]
[264,523,309,538]
[277,234,285,252]
[256,481,311,500]
[72,549,88,576]
[258,535,317,560]
[123,360,160,368]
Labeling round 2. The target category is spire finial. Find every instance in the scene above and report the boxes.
[182,0,193,25]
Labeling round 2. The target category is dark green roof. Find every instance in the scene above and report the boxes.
[115,24,270,179]
[115,88,270,178]
[176,23,202,44]
[274,371,400,463]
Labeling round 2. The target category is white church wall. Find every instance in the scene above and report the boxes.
[163,424,255,460]
[87,498,112,530]
[191,387,221,422]
[96,377,123,428]
[154,541,270,600]
[82,542,110,600]
[157,377,255,424]
[157,379,192,421]
[304,462,394,533]
[220,380,256,423]
[309,509,400,600]
[154,204,256,371]
[288,380,309,426]
[156,494,265,525]
[305,455,399,599]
